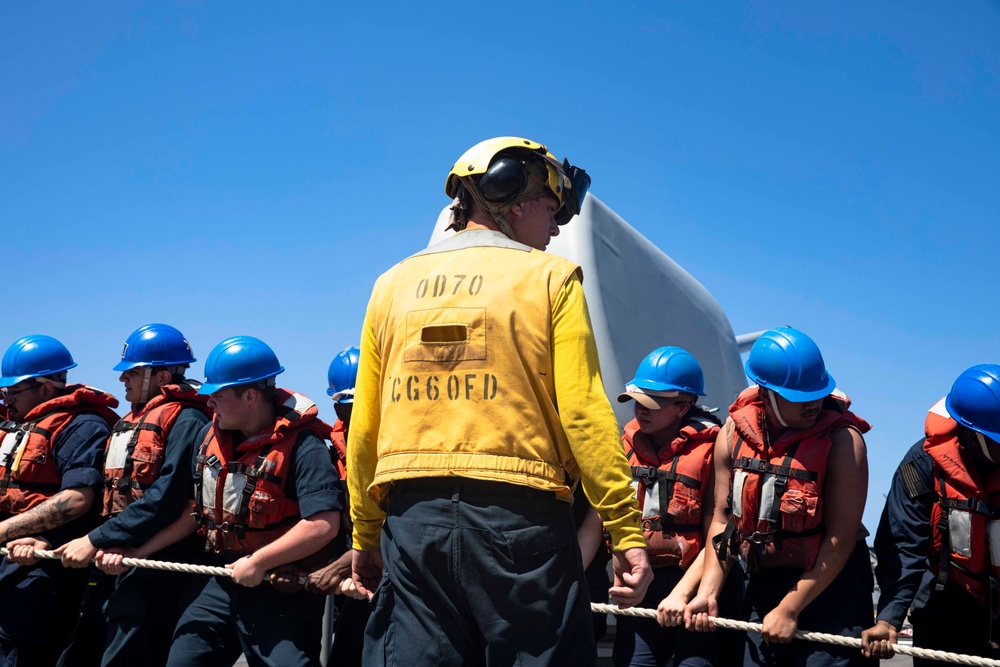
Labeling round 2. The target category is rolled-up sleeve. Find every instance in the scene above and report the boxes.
[290,431,344,519]
[54,413,111,490]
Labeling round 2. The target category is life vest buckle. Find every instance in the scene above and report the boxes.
[745,530,773,545]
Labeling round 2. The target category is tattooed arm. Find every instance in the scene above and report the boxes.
[0,487,95,544]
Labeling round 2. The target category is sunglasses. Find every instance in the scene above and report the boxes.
[1,383,41,401]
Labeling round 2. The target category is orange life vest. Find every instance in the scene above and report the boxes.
[623,413,718,568]
[330,419,347,481]
[194,389,333,556]
[924,398,1000,605]
[0,385,119,514]
[102,382,212,517]
[717,386,870,571]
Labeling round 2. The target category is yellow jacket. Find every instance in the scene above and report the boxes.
[348,229,643,552]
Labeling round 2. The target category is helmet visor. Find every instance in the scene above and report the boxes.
[550,157,591,225]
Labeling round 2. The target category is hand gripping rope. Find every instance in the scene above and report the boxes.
[4,548,997,667]
[590,603,1000,667]
[0,547,234,577]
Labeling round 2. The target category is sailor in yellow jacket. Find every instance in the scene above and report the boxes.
[346,136,651,666]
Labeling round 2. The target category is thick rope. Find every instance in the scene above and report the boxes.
[591,603,1000,667]
[0,548,233,577]
[3,548,996,666]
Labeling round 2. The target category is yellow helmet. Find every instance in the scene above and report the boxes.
[444,136,590,225]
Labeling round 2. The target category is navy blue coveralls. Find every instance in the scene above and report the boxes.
[85,406,211,667]
[165,424,343,667]
[0,414,110,667]
[874,439,1000,665]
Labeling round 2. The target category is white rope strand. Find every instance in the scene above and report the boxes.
[591,603,1000,667]
[0,548,233,577]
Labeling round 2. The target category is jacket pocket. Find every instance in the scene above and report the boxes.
[779,488,819,533]
[246,490,276,528]
[130,443,164,485]
[666,485,702,524]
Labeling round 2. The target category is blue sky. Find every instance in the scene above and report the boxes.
[2,2,998,532]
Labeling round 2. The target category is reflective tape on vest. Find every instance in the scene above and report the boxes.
[732,470,746,518]
[990,521,1000,566]
[642,481,660,521]
[104,428,135,470]
[222,472,247,516]
[202,465,219,512]
[0,431,23,464]
[760,474,777,523]
[949,508,972,557]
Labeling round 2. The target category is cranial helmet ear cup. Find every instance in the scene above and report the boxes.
[477,156,527,204]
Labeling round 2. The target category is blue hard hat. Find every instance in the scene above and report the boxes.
[745,327,836,403]
[327,346,360,403]
[113,323,197,371]
[0,335,77,388]
[198,336,284,395]
[626,346,706,396]
[946,364,1000,443]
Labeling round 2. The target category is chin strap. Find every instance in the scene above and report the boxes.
[765,388,790,428]
[976,431,997,464]
[460,180,521,244]
[487,210,519,242]
[35,372,68,390]
[139,367,152,405]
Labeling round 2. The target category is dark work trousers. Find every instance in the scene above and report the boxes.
[100,541,206,667]
[364,477,596,667]
[585,556,611,642]
[166,574,326,667]
[910,583,1000,667]
[613,561,745,667]
[0,560,90,667]
[56,568,114,667]
[743,540,876,667]
[330,595,371,666]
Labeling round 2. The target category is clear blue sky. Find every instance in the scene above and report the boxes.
[2,2,998,532]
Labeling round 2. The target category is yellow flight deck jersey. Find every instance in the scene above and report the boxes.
[348,229,644,553]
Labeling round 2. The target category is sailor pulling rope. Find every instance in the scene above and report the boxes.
[4,548,997,667]
[592,602,1000,667]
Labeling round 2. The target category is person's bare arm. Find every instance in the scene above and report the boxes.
[0,487,95,543]
[577,506,603,569]
[96,499,199,576]
[685,426,734,631]
[760,426,868,643]
[303,550,351,593]
[228,510,340,587]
